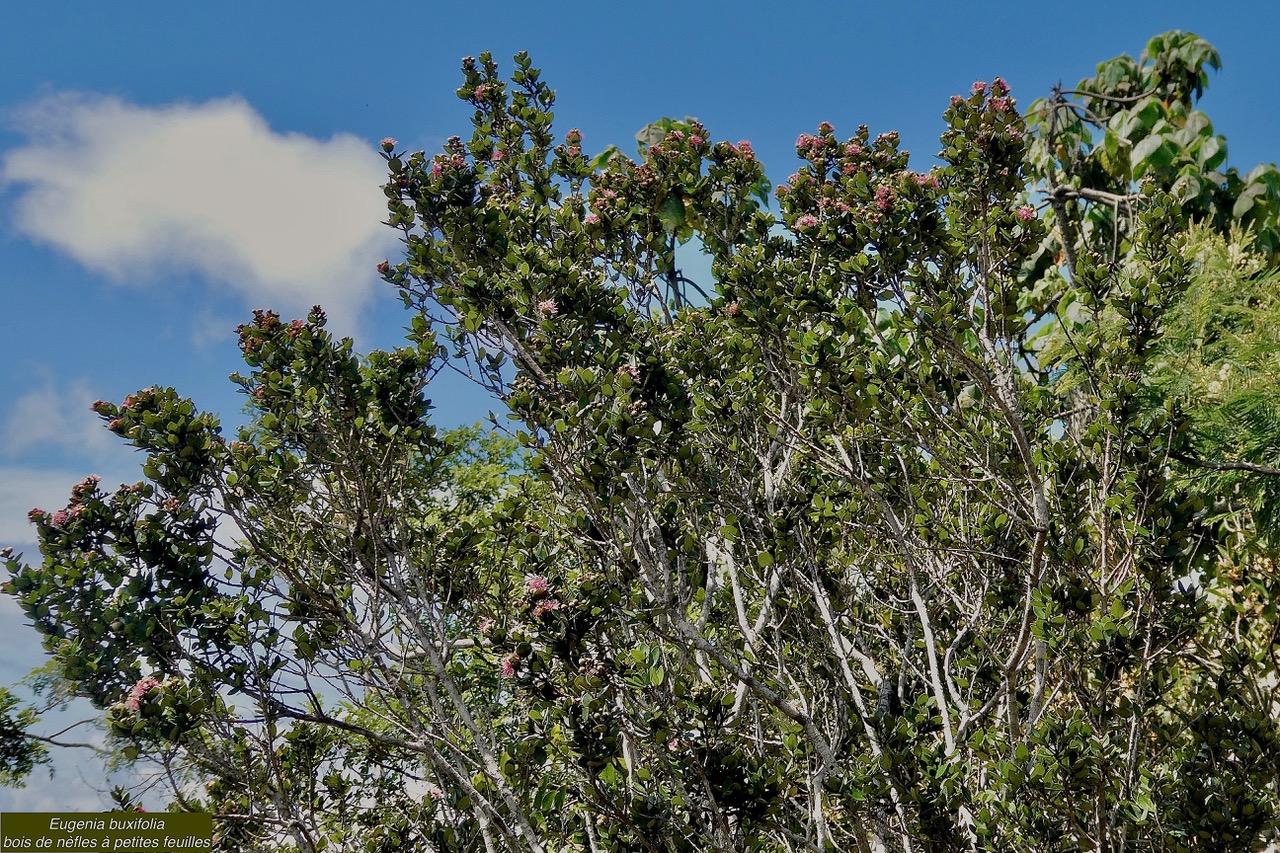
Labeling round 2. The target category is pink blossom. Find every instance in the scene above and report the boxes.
[796,133,816,151]
[845,143,862,157]
[91,400,111,415]
[584,213,600,226]
[426,785,444,800]
[817,121,834,134]
[536,299,558,317]
[123,394,138,409]
[532,598,561,618]
[689,135,705,147]
[989,97,1011,112]
[50,510,69,527]
[125,677,162,712]
[380,138,397,152]
[376,260,390,275]
[567,146,581,158]
[525,574,550,596]
[992,78,1010,96]
[27,508,46,523]
[566,128,582,144]
[874,185,895,211]
[500,652,520,679]
[972,81,987,94]
[668,130,685,141]
[491,149,505,161]
[737,140,755,161]
[107,418,125,432]
[430,162,443,179]
[1017,206,1036,221]
[473,84,488,101]
[950,95,964,108]
[477,617,494,635]
[725,302,741,316]
[796,214,820,231]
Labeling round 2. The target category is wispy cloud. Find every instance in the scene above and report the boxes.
[2,377,116,459]
[2,93,397,324]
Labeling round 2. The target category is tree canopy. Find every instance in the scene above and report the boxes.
[6,31,1280,853]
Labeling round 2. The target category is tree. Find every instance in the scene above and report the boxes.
[6,34,1280,853]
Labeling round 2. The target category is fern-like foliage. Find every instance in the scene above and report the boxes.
[1149,225,1280,544]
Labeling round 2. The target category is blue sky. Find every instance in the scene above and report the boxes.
[2,0,1278,811]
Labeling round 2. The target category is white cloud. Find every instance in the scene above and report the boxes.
[2,378,116,459]
[2,93,398,324]
[0,467,108,550]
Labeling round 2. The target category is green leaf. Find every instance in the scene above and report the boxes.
[1131,135,1175,175]
[658,194,686,233]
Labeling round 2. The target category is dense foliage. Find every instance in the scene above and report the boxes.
[6,31,1280,853]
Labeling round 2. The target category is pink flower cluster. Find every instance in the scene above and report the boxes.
[874,185,895,211]
[795,214,820,231]
[536,299,559,317]
[617,364,641,383]
[725,302,741,316]
[737,140,755,161]
[377,260,390,275]
[796,133,827,157]
[72,475,100,501]
[584,213,600,226]
[500,652,520,679]
[125,677,162,712]
[532,598,561,618]
[524,574,550,597]
[1017,206,1036,221]
[380,138,397,152]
